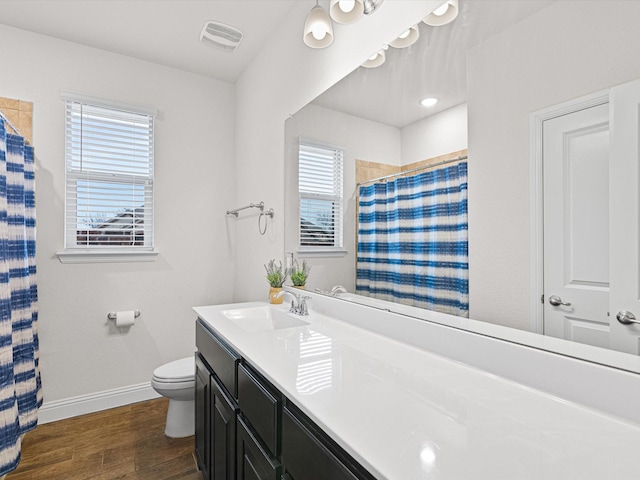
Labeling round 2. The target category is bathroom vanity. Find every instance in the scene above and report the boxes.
[194,309,374,480]
[194,294,640,480]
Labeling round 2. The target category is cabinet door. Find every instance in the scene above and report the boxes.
[195,354,210,479]
[237,363,281,457]
[236,417,280,480]
[211,376,237,480]
[282,406,374,480]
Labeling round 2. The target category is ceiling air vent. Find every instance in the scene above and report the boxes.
[200,21,243,53]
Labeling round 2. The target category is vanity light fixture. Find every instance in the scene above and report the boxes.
[389,25,420,48]
[420,97,439,107]
[423,0,459,26]
[329,0,364,24]
[304,0,334,48]
[303,0,384,49]
[361,49,385,68]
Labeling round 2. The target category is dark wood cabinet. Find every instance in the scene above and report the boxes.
[196,317,373,480]
[211,374,238,480]
[196,318,240,397]
[237,363,281,458]
[196,320,240,480]
[195,353,210,479]
[236,416,281,480]
[282,402,375,480]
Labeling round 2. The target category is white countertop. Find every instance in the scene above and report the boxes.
[194,301,640,480]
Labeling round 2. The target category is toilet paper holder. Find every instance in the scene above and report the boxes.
[107,310,141,321]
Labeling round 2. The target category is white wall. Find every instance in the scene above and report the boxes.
[284,104,401,292]
[233,1,442,303]
[0,24,236,403]
[401,103,467,165]
[468,0,640,329]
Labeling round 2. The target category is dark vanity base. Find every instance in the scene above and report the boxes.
[195,318,375,480]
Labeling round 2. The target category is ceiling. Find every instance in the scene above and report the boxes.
[0,0,555,127]
[0,0,298,83]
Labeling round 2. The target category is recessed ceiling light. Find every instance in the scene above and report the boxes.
[420,97,439,107]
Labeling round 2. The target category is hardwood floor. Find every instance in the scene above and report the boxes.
[7,398,203,480]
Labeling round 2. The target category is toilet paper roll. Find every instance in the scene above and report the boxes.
[115,310,136,327]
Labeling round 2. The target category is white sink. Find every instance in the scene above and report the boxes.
[221,306,310,333]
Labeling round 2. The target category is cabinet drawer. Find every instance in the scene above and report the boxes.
[282,405,374,480]
[237,363,281,457]
[196,318,240,398]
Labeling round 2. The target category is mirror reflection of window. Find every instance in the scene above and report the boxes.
[298,140,344,251]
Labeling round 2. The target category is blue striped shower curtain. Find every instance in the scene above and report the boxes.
[357,162,468,317]
[0,122,41,476]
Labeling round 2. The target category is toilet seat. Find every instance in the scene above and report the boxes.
[152,357,194,383]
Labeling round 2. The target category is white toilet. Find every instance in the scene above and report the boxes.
[151,356,195,438]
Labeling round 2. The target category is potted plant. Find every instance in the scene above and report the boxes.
[290,259,311,289]
[265,259,288,304]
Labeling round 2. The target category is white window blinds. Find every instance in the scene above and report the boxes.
[65,98,154,250]
[298,141,344,249]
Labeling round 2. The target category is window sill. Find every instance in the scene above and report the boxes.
[297,248,348,259]
[56,249,160,264]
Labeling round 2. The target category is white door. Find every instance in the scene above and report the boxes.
[543,102,611,348]
[609,79,640,355]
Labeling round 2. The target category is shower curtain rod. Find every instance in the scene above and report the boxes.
[357,154,468,187]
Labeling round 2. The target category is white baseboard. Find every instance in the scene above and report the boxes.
[38,382,161,424]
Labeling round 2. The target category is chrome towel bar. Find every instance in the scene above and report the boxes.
[226,201,274,218]
[226,201,275,235]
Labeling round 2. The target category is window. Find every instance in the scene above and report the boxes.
[60,93,157,262]
[298,140,344,252]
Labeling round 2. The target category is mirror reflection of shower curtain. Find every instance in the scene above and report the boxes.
[357,162,468,317]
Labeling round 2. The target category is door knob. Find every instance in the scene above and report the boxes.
[616,310,640,325]
[549,295,571,307]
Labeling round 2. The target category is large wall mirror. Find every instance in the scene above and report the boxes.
[284,0,640,373]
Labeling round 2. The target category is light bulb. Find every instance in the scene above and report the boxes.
[423,0,458,26]
[338,0,356,13]
[362,49,385,68]
[312,24,327,40]
[433,3,449,16]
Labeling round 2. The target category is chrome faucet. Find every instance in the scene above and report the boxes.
[329,285,347,296]
[274,290,310,316]
[274,290,297,307]
[297,295,310,316]
[314,285,348,297]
